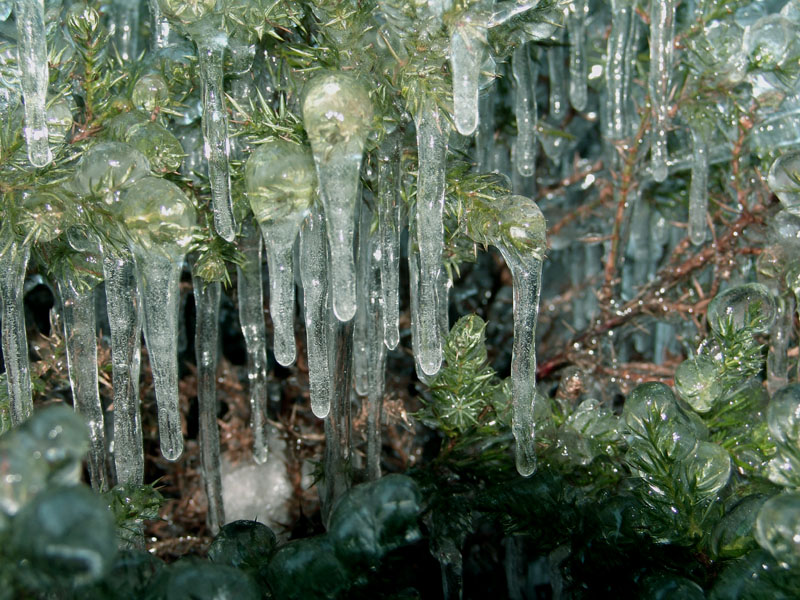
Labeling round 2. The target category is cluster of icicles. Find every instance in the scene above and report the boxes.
[0,0,705,527]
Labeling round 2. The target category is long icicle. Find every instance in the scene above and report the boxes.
[548,30,568,124]
[102,249,144,485]
[0,234,32,425]
[353,203,371,397]
[604,0,637,141]
[110,0,140,61]
[688,126,709,246]
[147,0,172,50]
[648,0,675,182]
[237,218,269,464]
[450,16,487,136]
[196,32,236,242]
[377,131,402,351]
[190,265,225,533]
[567,0,588,111]
[58,273,108,491]
[14,0,50,167]
[414,102,450,376]
[513,43,537,177]
[300,210,334,419]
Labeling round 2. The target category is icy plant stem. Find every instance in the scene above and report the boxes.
[147,0,171,49]
[548,30,568,123]
[0,238,32,424]
[111,0,140,61]
[264,239,297,367]
[604,3,636,140]
[316,150,362,322]
[512,43,537,177]
[648,0,675,183]
[134,252,183,461]
[102,250,143,485]
[414,104,449,376]
[14,0,50,167]
[497,248,543,477]
[237,220,269,464]
[377,131,402,350]
[196,34,235,242]
[450,19,486,136]
[58,275,107,491]
[300,210,334,419]
[190,269,225,534]
[568,0,588,111]
[688,127,709,246]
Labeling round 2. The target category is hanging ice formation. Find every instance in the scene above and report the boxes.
[121,177,197,462]
[110,0,140,61]
[236,219,270,465]
[688,126,709,245]
[378,131,403,351]
[604,0,639,141]
[648,0,675,182]
[14,0,51,167]
[245,140,316,367]
[147,0,172,50]
[449,14,488,136]
[568,0,588,111]
[302,72,373,322]
[513,43,537,177]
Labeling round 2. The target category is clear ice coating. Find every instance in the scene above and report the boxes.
[14,0,51,167]
[57,266,108,492]
[706,282,777,335]
[567,0,588,111]
[487,195,547,477]
[148,0,172,50]
[604,0,638,141]
[0,231,32,425]
[110,0,140,61]
[414,103,450,376]
[688,127,709,245]
[512,43,537,177]
[755,491,800,567]
[300,210,334,419]
[302,72,373,322]
[648,0,675,182]
[377,131,402,350]
[102,248,143,485]
[449,13,487,136]
[236,219,269,464]
[190,265,225,533]
[121,177,197,462]
[245,140,317,367]
[547,30,568,123]
[768,151,800,215]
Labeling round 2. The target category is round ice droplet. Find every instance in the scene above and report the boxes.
[687,440,731,499]
[72,141,151,203]
[623,382,680,436]
[124,121,184,173]
[121,176,196,257]
[767,384,800,447]
[674,355,723,413]
[707,283,777,334]
[132,73,169,113]
[755,492,800,566]
[46,99,73,148]
[244,140,315,234]
[485,194,547,265]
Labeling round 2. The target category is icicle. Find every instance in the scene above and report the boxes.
[512,43,537,177]
[768,295,794,396]
[102,249,143,485]
[193,28,235,242]
[147,0,172,49]
[245,140,316,367]
[648,0,675,182]
[236,219,269,464]
[302,72,373,322]
[377,131,402,351]
[688,127,709,246]
[353,207,370,397]
[567,0,588,111]
[0,231,32,425]
[449,15,487,136]
[300,210,334,419]
[475,89,495,172]
[604,0,638,141]
[548,30,568,123]
[489,195,546,477]
[58,266,108,491]
[414,102,450,376]
[110,0,140,61]
[121,177,196,462]
[14,0,50,167]
[190,264,225,534]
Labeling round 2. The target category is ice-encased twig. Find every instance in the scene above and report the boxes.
[190,265,225,534]
[414,103,450,376]
[196,33,235,242]
[648,0,675,183]
[377,131,402,351]
[102,249,144,485]
[567,0,588,111]
[300,210,334,419]
[58,273,108,491]
[237,219,269,464]
[688,127,709,246]
[134,252,183,461]
[604,1,638,141]
[512,43,537,177]
[450,17,487,136]
[0,235,32,425]
[14,0,50,167]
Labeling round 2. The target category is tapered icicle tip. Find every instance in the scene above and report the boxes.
[450,17,487,136]
[302,72,373,323]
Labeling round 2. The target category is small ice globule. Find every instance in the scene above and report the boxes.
[302,72,373,322]
[245,139,316,367]
[768,152,800,215]
[72,141,151,204]
[706,282,777,335]
[755,492,800,567]
[674,355,722,413]
[767,384,800,448]
[121,176,196,461]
